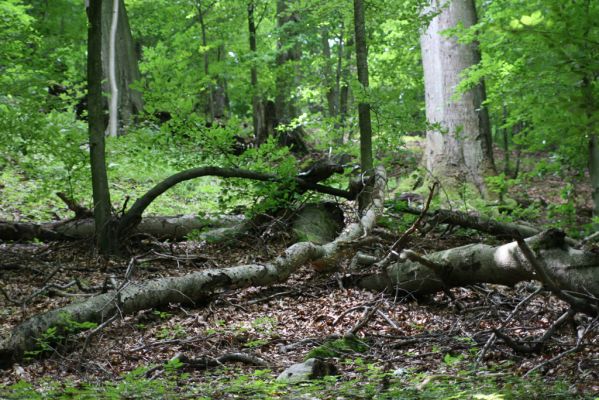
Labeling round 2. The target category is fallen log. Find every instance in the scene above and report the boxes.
[0,167,386,368]
[0,214,245,242]
[356,229,599,314]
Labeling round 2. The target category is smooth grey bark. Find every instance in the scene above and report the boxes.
[357,230,599,311]
[88,0,116,254]
[420,0,495,195]
[100,0,143,132]
[0,167,386,368]
[0,215,245,242]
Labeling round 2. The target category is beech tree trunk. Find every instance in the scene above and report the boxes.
[420,0,494,195]
[100,0,143,132]
[357,230,599,307]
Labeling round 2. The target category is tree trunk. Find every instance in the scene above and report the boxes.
[196,0,213,122]
[274,0,307,153]
[100,0,143,132]
[356,230,599,309]
[321,27,338,119]
[339,35,353,142]
[248,1,266,145]
[420,0,495,196]
[88,0,117,255]
[212,44,228,120]
[353,0,373,211]
[0,215,245,242]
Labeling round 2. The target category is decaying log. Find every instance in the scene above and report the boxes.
[356,229,599,314]
[400,206,542,239]
[0,167,387,368]
[0,215,245,242]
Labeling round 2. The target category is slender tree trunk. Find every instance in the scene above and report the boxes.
[353,0,373,211]
[107,0,118,137]
[321,26,338,119]
[339,35,352,142]
[88,0,116,254]
[274,0,307,153]
[197,1,213,122]
[100,0,142,132]
[248,1,266,145]
[212,44,228,120]
[420,0,495,196]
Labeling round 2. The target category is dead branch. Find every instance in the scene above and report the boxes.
[0,167,387,368]
[524,317,598,377]
[374,184,436,269]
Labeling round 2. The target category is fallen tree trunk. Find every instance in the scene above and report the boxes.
[0,167,386,368]
[0,215,245,242]
[356,229,599,314]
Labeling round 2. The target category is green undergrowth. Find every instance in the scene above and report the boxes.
[1,361,588,399]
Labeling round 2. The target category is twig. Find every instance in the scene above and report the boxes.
[494,308,574,353]
[524,317,598,377]
[476,286,542,366]
[374,183,437,269]
[348,303,381,335]
[78,312,120,370]
[375,309,401,331]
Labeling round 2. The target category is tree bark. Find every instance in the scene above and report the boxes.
[88,0,117,254]
[274,0,307,153]
[356,230,599,313]
[321,26,338,119]
[0,167,387,368]
[100,0,143,132]
[420,0,495,196]
[248,1,266,145]
[353,0,373,211]
[0,215,245,242]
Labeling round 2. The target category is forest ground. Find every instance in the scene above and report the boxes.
[0,143,597,398]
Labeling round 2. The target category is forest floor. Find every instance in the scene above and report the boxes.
[0,146,598,398]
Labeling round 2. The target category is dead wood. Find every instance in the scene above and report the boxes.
[0,214,244,242]
[0,167,386,368]
[355,228,599,315]
[400,206,544,240]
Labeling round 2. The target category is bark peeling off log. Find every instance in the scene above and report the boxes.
[0,167,387,368]
[358,231,599,302]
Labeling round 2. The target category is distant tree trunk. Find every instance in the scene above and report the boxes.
[107,0,118,137]
[339,35,353,142]
[420,0,495,196]
[353,0,374,211]
[212,44,228,120]
[100,0,142,133]
[196,0,213,122]
[88,0,117,254]
[248,1,267,145]
[274,0,307,153]
[321,26,338,119]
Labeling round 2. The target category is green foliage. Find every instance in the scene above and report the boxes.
[24,313,97,359]
[305,336,368,359]
[1,364,586,399]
